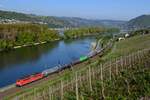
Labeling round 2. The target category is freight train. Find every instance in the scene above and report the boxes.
[16,48,104,87]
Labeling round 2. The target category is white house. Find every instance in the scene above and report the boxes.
[125,33,130,38]
[118,37,125,41]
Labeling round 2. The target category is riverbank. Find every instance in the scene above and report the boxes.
[0,34,100,52]
[0,39,60,52]
[64,27,119,39]
[0,34,99,53]
[13,39,60,49]
[64,33,99,39]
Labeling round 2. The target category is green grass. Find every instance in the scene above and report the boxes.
[103,34,150,61]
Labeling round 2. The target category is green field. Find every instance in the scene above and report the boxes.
[103,34,150,61]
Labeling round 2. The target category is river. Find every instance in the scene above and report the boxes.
[0,37,96,88]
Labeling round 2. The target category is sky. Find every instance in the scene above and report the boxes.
[0,0,149,21]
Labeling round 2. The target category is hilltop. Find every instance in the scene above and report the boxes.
[0,10,70,28]
[124,15,150,29]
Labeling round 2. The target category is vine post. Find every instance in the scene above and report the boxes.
[60,79,64,100]
[75,72,79,100]
[88,66,93,92]
[100,64,105,99]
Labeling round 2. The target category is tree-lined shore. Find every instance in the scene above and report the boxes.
[64,27,119,39]
[0,24,60,50]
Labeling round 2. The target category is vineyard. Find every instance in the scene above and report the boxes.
[5,48,150,100]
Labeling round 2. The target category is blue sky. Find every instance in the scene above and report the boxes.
[0,0,149,20]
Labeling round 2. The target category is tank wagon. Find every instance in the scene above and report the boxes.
[42,66,60,76]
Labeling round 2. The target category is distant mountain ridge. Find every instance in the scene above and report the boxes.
[0,10,126,28]
[0,10,70,27]
[125,15,150,29]
[58,17,126,28]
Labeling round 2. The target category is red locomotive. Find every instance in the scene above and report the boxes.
[16,73,44,87]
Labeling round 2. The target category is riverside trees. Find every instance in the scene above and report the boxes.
[64,27,119,39]
[0,24,60,50]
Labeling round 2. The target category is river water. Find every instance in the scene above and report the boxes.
[0,37,96,88]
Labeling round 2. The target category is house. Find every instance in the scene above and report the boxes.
[118,37,125,41]
[125,33,130,38]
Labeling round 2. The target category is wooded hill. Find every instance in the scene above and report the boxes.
[124,15,150,29]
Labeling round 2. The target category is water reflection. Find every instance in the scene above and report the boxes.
[0,41,58,70]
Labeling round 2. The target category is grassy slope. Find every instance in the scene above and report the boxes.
[94,34,150,99]
[103,34,150,60]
